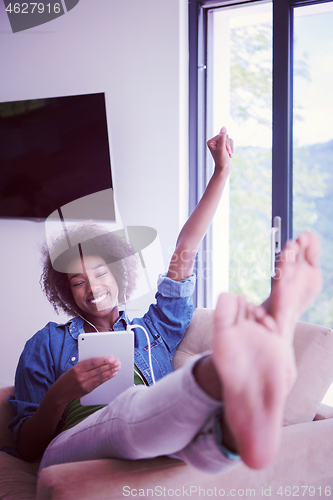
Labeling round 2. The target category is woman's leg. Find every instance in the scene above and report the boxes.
[39,353,225,471]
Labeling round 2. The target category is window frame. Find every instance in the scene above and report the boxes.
[189,0,332,307]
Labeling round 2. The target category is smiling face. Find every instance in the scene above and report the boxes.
[67,255,120,330]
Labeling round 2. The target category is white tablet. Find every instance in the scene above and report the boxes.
[78,331,134,406]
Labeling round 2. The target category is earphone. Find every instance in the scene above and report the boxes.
[126,323,156,385]
[74,311,103,332]
[122,281,156,385]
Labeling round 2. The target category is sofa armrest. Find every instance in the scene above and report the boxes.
[283,322,333,425]
[37,418,333,500]
[37,456,185,500]
[174,311,333,426]
[173,309,213,370]
[0,386,15,449]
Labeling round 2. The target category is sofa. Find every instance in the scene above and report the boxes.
[1,309,333,500]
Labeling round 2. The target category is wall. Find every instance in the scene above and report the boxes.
[0,0,189,386]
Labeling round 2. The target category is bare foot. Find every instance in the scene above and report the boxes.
[212,232,322,469]
[212,295,289,469]
[266,231,323,341]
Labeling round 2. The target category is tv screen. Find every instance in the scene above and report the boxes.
[0,93,114,221]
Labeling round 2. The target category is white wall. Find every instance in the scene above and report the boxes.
[0,0,189,386]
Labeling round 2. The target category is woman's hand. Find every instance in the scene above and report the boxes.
[52,357,121,406]
[207,127,234,176]
[18,356,120,461]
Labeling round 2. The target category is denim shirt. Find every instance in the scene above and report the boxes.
[7,273,195,445]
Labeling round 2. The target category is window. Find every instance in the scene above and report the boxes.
[190,0,333,316]
[292,2,333,327]
[190,0,333,405]
[207,1,273,307]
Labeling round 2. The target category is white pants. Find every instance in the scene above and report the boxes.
[39,355,241,474]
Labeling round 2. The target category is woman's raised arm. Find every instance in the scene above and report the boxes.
[167,127,233,281]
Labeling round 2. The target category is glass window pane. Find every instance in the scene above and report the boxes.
[207,1,272,307]
[293,2,333,329]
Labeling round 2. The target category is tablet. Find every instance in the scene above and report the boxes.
[78,331,134,406]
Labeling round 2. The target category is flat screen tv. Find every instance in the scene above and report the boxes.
[0,92,114,221]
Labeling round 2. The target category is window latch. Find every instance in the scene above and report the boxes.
[270,216,281,277]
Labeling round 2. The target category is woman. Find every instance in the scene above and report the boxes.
[8,127,315,472]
